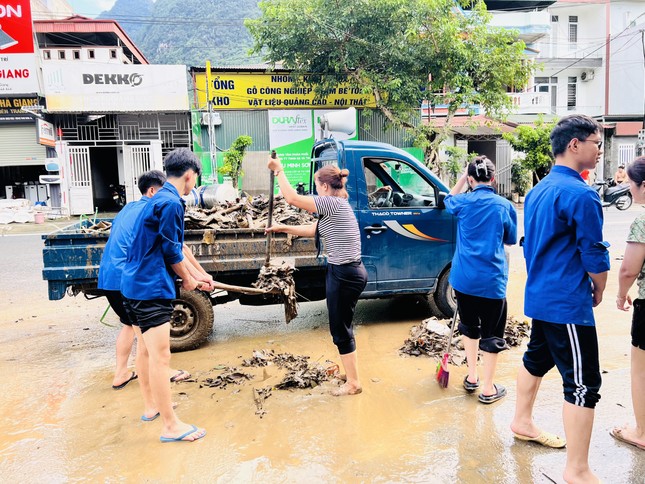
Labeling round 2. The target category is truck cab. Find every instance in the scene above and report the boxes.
[312,139,456,316]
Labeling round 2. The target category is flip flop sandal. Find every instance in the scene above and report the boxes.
[463,376,480,393]
[610,427,645,450]
[170,370,191,383]
[112,371,138,390]
[478,384,507,404]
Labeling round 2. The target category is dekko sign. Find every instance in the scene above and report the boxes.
[0,1,38,94]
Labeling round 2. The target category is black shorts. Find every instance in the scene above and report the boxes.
[523,319,601,409]
[631,299,645,350]
[455,290,508,354]
[122,298,174,334]
[103,290,132,326]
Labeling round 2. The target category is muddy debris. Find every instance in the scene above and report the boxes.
[399,316,531,365]
[200,367,254,389]
[184,195,316,231]
[252,387,272,418]
[253,263,298,323]
[241,349,332,389]
[81,220,112,233]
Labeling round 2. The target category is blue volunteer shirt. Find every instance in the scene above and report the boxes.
[445,185,517,299]
[121,182,185,300]
[524,165,610,326]
[98,196,150,291]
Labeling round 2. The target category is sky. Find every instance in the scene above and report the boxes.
[65,0,118,18]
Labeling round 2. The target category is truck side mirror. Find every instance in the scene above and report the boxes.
[437,191,448,209]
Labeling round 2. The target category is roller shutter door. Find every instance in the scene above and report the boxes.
[0,123,47,166]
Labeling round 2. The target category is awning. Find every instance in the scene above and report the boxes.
[425,115,517,135]
[615,121,643,136]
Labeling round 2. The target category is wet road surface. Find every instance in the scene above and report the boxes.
[0,207,643,483]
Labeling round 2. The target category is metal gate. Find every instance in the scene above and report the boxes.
[68,146,94,215]
[124,145,152,202]
[495,140,513,197]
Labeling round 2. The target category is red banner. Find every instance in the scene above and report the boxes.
[0,1,34,54]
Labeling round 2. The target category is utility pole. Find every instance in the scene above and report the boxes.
[205,60,216,184]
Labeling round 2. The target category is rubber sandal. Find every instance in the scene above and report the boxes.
[478,384,507,404]
[463,376,480,393]
[112,371,138,390]
[514,431,566,449]
[610,427,645,450]
[160,425,206,443]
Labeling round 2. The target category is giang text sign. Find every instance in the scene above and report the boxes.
[0,95,37,115]
[0,1,38,93]
[194,72,376,110]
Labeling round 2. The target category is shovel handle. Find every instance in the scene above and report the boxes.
[265,150,277,266]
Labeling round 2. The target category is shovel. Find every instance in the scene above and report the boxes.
[264,150,277,266]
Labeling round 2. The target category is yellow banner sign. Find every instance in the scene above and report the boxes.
[194,72,376,110]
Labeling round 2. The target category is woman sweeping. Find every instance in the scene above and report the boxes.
[445,156,517,404]
[266,156,367,396]
[614,155,645,451]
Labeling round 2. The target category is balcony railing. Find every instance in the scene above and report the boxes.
[508,92,551,114]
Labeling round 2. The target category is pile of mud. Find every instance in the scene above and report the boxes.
[253,264,298,323]
[184,195,316,230]
[400,316,531,365]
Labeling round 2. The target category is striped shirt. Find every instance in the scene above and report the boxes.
[313,195,362,265]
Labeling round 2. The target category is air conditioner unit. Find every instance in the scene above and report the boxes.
[201,112,222,126]
[580,70,595,82]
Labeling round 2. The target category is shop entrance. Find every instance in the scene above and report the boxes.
[90,146,120,211]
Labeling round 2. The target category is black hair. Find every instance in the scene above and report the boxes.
[467,156,495,182]
[137,170,166,195]
[550,114,602,157]
[627,156,645,185]
[163,148,202,178]
[618,165,625,169]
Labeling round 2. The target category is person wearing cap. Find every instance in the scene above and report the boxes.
[444,155,518,404]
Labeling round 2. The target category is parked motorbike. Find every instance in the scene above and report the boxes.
[593,177,632,210]
[110,184,126,208]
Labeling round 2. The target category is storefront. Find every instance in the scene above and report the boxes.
[42,62,191,214]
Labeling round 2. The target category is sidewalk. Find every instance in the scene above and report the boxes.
[0,212,118,236]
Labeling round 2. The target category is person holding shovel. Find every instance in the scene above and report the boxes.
[444,156,517,404]
[266,155,367,396]
[614,155,645,452]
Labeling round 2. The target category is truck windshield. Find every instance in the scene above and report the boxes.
[363,158,437,209]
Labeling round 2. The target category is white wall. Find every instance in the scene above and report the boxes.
[41,46,129,64]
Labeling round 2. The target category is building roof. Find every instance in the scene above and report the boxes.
[33,15,148,64]
[425,115,517,135]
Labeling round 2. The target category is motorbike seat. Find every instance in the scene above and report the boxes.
[604,185,626,197]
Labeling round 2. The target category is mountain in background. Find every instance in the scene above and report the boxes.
[98,0,263,66]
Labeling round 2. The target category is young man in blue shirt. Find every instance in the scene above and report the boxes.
[98,170,196,390]
[510,115,609,484]
[121,148,212,443]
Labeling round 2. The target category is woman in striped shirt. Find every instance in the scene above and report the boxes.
[266,156,368,396]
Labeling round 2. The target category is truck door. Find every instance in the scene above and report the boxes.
[356,156,454,293]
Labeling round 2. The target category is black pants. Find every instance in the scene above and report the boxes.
[455,290,508,354]
[326,261,368,355]
[103,290,132,326]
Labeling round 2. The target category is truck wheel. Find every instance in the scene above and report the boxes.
[429,268,456,319]
[170,289,214,352]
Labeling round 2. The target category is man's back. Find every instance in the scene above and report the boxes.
[98,198,149,291]
[120,182,185,301]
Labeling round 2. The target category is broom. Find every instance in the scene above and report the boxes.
[436,303,459,388]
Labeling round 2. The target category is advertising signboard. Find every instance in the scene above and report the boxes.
[0,0,39,94]
[37,118,55,146]
[0,94,38,121]
[267,109,358,189]
[42,62,189,112]
[195,72,376,110]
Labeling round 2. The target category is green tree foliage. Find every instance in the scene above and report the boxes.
[502,118,555,182]
[247,0,533,171]
[219,135,253,188]
[443,146,476,186]
[100,0,263,66]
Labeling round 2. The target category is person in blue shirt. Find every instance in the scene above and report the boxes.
[121,148,211,443]
[510,115,610,484]
[445,156,517,404]
[98,170,196,390]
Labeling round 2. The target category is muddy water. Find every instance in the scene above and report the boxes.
[0,235,643,482]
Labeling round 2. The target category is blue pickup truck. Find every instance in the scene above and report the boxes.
[42,138,456,351]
